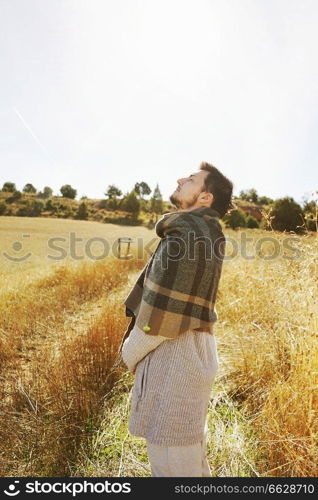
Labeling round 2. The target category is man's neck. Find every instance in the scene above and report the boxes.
[176,204,210,213]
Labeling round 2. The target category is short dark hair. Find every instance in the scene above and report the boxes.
[199,161,234,218]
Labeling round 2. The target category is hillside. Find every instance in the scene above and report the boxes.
[0,190,265,226]
[0,191,173,226]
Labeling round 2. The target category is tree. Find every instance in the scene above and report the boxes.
[23,183,37,194]
[105,185,122,200]
[224,208,247,229]
[77,201,89,220]
[239,190,246,200]
[122,190,140,216]
[60,184,77,199]
[104,184,122,209]
[239,188,258,203]
[246,215,259,228]
[271,197,303,232]
[134,183,141,197]
[2,182,16,192]
[258,195,273,205]
[150,184,163,217]
[134,181,151,199]
[38,186,53,199]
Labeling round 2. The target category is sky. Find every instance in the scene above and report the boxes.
[1,0,317,204]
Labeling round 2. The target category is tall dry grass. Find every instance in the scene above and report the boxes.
[1,225,317,477]
[0,256,142,369]
[0,254,146,476]
[70,228,318,478]
[218,229,318,476]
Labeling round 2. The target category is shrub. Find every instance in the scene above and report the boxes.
[76,202,88,220]
[224,208,247,229]
[303,200,317,232]
[0,201,7,215]
[305,216,317,232]
[61,207,75,219]
[246,215,259,229]
[107,198,120,210]
[45,199,55,211]
[16,204,29,216]
[259,218,270,230]
[29,200,45,216]
[98,199,108,209]
[16,200,45,217]
[6,190,22,203]
[122,191,140,216]
[271,197,303,233]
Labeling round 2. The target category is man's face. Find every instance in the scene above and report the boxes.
[169,170,210,210]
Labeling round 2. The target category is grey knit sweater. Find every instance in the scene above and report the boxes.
[122,324,219,446]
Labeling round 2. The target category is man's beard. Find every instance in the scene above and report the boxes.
[169,192,181,207]
[169,191,200,209]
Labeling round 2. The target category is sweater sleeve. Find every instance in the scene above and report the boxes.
[121,324,171,373]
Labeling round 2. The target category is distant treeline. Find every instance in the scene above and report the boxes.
[0,180,162,212]
[0,181,165,228]
[0,181,317,233]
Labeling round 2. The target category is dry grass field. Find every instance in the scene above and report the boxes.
[0,216,157,293]
[0,216,317,476]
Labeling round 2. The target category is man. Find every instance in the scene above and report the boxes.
[120,161,233,477]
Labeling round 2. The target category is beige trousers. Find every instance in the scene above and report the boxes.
[146,418,211,477]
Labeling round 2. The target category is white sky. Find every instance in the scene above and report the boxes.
[1,0,317,203]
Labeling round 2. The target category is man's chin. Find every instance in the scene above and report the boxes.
[169,194,181,207]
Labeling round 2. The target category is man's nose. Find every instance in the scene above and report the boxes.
[177,177,186,186]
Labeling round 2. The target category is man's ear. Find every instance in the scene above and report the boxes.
[200,192,213,205]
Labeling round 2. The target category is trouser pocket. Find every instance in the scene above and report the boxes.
[137,355,151,400]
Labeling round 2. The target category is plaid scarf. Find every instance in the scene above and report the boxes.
[121,206,226,343]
